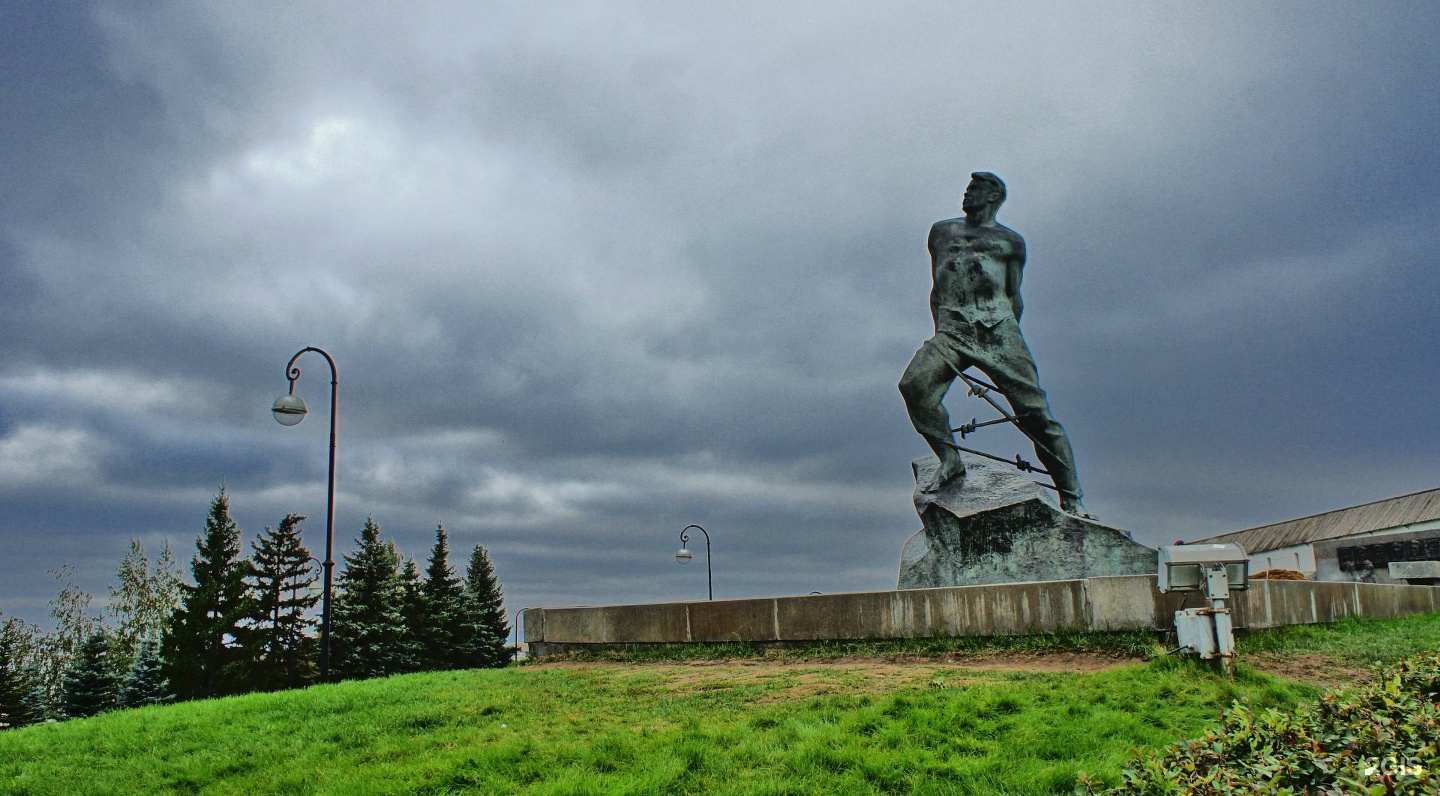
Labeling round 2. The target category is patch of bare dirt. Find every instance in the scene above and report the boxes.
[1242,653,1371,688]
[758,651,1144,675]
[908,651,1141,673]
[533,651,1139,675]
[532,652,1146,701]
[532,652,1382,700]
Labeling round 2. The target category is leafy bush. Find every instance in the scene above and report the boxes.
[1079,652,1440,795]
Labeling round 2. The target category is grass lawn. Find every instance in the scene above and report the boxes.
[1235,610,1440,664]
[1,612,1435,795]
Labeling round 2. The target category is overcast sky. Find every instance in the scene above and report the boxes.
[3,2,1438,630]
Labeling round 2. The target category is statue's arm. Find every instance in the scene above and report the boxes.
[927,225,942,328]
[1007,236,1026,322]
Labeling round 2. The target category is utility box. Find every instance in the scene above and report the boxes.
[1158,543,1248,674]
[1173,607,1236,661]
[1158,543,1249,595]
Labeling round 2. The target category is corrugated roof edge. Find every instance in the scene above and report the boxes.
[1193,486,1440,554]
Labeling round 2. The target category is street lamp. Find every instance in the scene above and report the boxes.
[675,524,712,600]
[272,346,339,681]
[512,607,527,663]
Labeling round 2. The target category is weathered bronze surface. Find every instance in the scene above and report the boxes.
[898,454,1154,589]
[898,172,1086,515]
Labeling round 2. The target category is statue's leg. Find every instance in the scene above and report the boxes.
[899,337,967,491]
[980,328,1086,514]
[1001,382,1085,512]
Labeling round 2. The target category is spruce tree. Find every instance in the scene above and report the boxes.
[396,558,425,674]
[119,635,173,708]
[417,525,469,670]
[163,487,256,699]
[330,517,408,680]
[60,632,119,718]
[20,679,47,725]
[246,514,319,690]
[462,544,511,669]
[0,614,45,728]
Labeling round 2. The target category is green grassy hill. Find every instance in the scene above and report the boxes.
[2,613,1436,796]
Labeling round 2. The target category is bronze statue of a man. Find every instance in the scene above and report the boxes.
[899,172,1087,515]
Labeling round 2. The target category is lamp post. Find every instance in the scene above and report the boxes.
[512,607,526,663]
[675,524,712,600]
[272,346,338,681]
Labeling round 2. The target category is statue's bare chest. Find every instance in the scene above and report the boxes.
[934,229,1011,285]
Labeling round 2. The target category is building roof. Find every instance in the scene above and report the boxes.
[1196,487,1440,554]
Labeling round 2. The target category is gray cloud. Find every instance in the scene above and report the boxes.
[2,2,1438,627]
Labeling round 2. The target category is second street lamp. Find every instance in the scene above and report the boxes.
[675,524,712,601]
[272,346,339,681]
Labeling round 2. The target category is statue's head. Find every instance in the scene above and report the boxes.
[963,172,1006,215]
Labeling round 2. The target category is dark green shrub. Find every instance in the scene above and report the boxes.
[1079,652,1440,795]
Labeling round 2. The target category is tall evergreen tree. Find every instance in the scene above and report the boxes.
[0,613,46,729]
[416,524,470,671]
[462,544,511,669]
[60,631,120,719]
[164,487,255,699]
[107,538,183,674]
[119,635,173,708]
[396,557,425,674]
[246,514,319,690]
[330,517,408,681]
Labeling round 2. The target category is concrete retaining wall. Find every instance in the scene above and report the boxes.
[1241,579,1440,629]
[524,577,1440,658]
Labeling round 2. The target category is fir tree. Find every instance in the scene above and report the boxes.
[462,544,511,669]
[0,613,46,729]
[60,631,119,719]
[246,514,319,690]
[163,487,256,699]
[330,517,408,680]
[106,538,183,674]
[416,524,470,671]
[396,557,425,674]
[119,635,173,708]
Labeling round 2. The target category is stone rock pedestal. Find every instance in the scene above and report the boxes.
[898,454,1156,589]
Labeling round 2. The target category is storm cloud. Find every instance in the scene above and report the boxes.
[3,1,1438,626]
